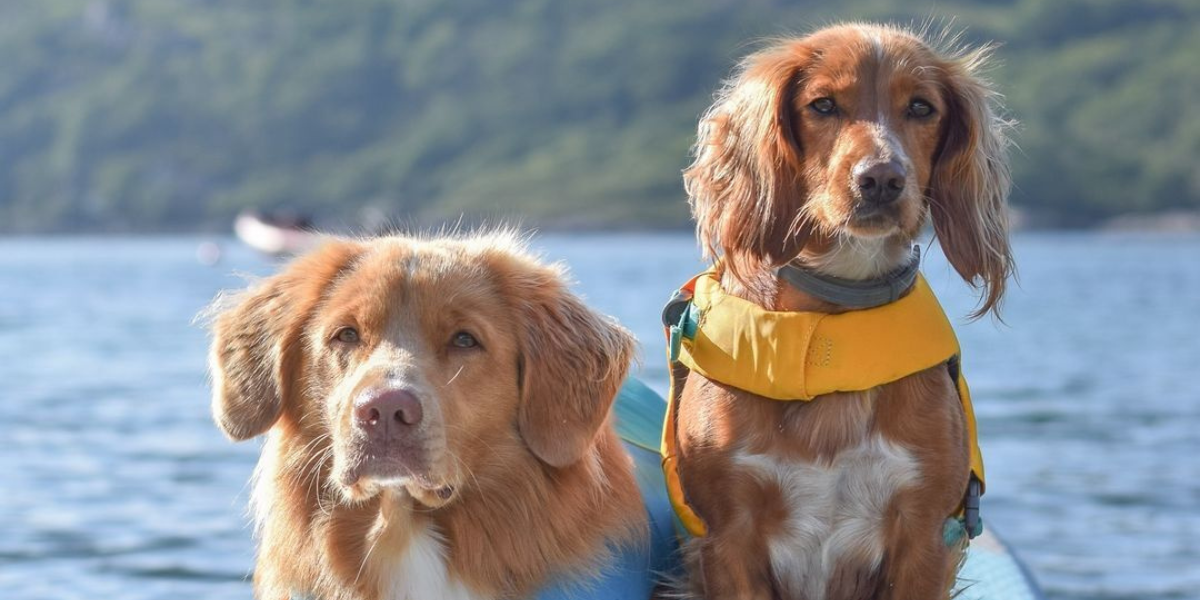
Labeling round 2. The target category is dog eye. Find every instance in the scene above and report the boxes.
[907,99,935,119]
[333,327,360,344]
[809,97,837,115]
[450,331,479,349]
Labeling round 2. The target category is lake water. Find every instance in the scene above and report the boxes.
[2,232,1198,600]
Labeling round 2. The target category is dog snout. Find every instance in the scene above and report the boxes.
[354,388,424,436]
[854,159,906,205]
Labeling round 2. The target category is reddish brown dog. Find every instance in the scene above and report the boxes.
[207,232,642,600]
[676,24,1013,599]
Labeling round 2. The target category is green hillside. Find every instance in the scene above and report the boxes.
[1,0,1197,232]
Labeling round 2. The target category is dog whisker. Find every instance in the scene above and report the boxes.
[353,523,386,587]
[444,365,466,387]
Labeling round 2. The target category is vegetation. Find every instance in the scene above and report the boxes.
[0,0,1196,232]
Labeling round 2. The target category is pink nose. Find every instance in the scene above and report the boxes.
[354,389,424,434]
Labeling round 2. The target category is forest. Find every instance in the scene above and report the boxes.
[0,0,1196,232]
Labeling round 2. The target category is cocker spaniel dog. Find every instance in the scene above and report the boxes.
[673,23,1013,600]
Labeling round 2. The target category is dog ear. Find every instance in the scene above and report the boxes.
[684,40,815,283]
[929,46,1015,318]
[507,262,636,468]
[206,240,361,441]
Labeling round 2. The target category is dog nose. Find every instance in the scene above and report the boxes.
[854,160,906,205]
[354,389,423,434]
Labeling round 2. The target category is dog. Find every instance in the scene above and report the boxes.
[673,23,1014,599]
[206,232,652,600]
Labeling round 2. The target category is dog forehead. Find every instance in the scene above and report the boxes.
[797,31,944,116]
[322,239,504,323]
[380,239,494,292]
[803,26,938,83]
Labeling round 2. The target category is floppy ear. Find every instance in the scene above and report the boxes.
[207,240,361,441]
[509,263,636,468]
[929,46,1015,318]
[684,40,815,283]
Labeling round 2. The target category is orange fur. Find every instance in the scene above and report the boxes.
[677,23,1013,600]
[207,232,642,600]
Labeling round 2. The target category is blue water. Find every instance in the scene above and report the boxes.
[1,233,1198,599]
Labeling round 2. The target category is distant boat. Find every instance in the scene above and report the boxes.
[234,210,320,257]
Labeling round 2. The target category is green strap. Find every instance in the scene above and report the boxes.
[668,302,698,363]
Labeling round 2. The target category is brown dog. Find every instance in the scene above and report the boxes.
[206,232,643,600]
[675,24,1013,599]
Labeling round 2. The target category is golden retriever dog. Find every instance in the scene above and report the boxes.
[206,232,645,600]
[675,23,1013,599]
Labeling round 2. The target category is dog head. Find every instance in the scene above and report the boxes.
[685,23,1014,315]
[207,232,635,507]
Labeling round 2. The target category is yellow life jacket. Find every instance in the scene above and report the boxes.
[661,268,985,538]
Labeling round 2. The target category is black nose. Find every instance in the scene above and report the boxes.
[854,160,906,205]
[354,389,423,438]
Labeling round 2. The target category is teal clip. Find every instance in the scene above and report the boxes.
[662,290,695,364]
[942,515,985,546]
[668,302,698,363]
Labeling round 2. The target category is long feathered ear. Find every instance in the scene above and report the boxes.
[929,45,1015,318]
[206,240,361,441]
[501,259,636,468]
[684,40,815,283]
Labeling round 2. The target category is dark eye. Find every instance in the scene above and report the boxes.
[450,331,479,349]
[809,97,837,115]
[907,98,935,119]
[333,327,360,344]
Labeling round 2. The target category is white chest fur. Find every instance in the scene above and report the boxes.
[379,525,486,600]
[735,434,920,600]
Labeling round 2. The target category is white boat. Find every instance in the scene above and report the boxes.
[233,210,320,257]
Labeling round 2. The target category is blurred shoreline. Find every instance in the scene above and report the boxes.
[3,2,1197,239]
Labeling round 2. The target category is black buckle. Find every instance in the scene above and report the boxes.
[947,354,961,381]
[964,477,982,539]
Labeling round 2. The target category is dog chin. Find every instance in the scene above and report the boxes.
[406,480,459,508]
[844,200,926,240]
[844,215,901,239]
[337,460,458,506]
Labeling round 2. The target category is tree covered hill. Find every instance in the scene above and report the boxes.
[1,0,1196,232]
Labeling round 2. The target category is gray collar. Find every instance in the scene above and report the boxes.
[776,246,921,309]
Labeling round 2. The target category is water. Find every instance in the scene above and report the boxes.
[1,232,1197,600]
